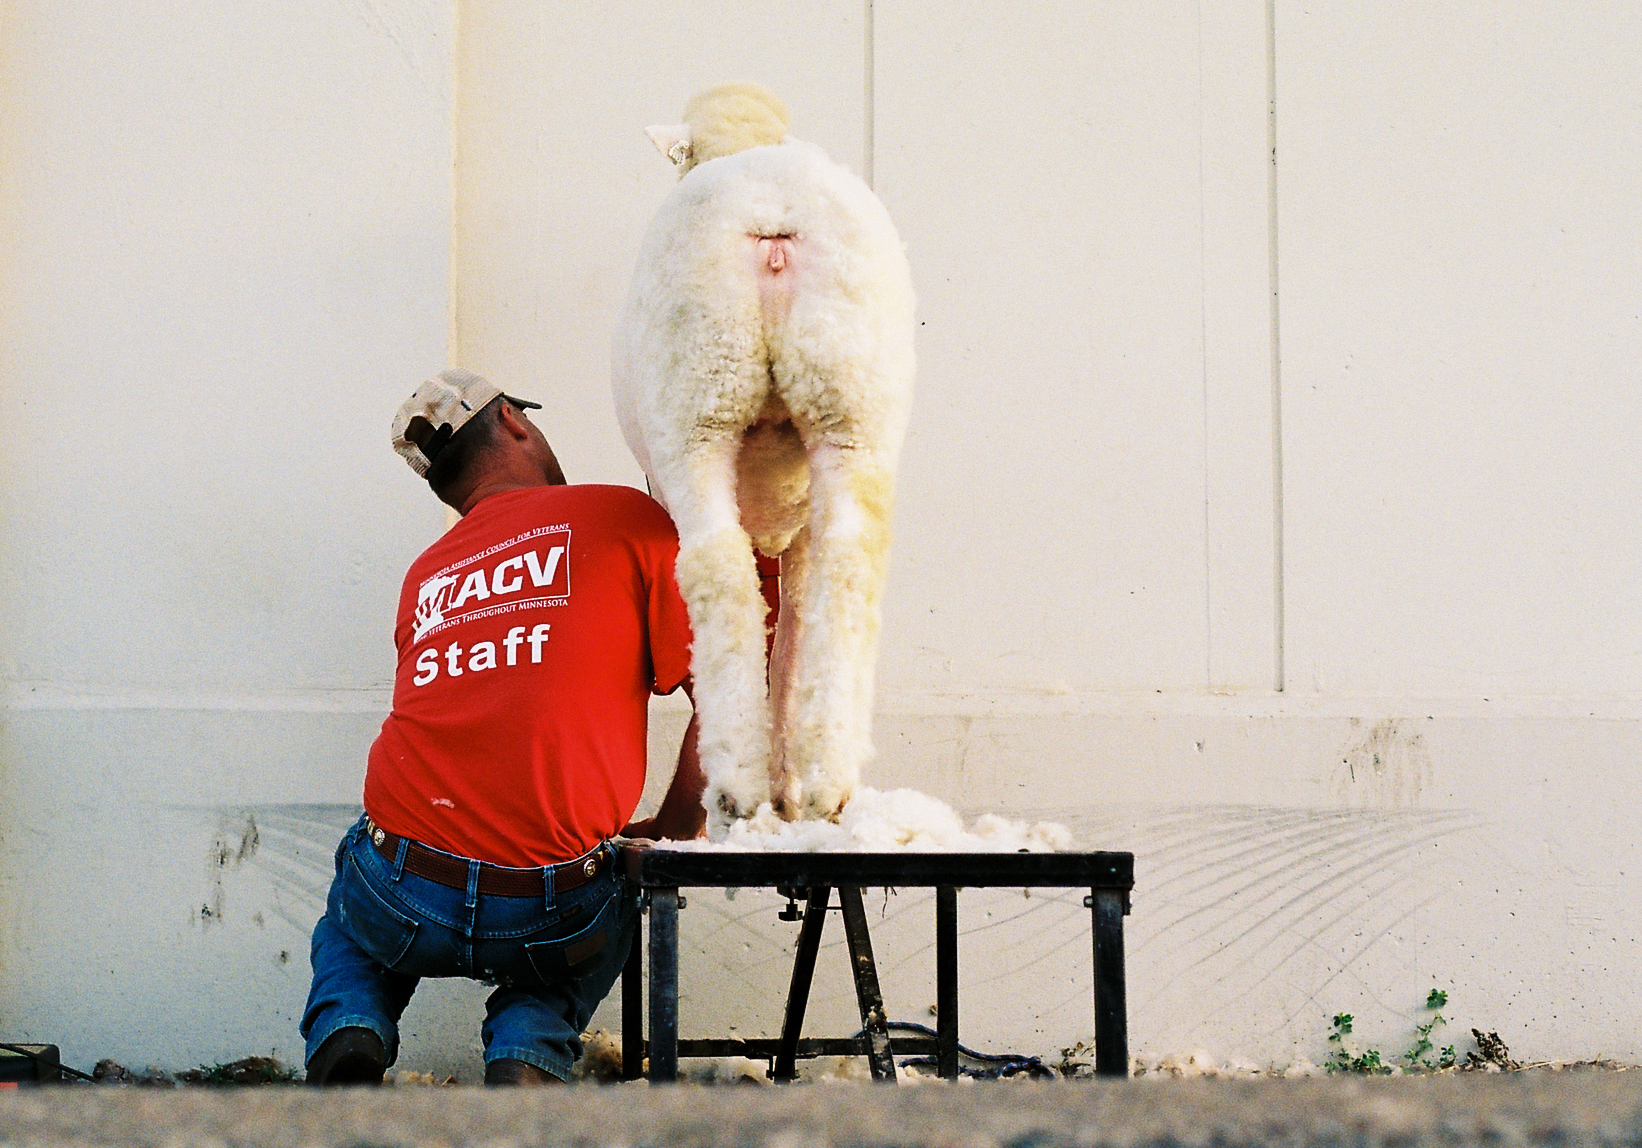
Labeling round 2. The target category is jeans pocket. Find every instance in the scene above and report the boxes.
[523,885,631,982]
[336,851,420,969]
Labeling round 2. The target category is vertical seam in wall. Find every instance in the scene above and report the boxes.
[1267,0,1286,692]
[1197,0,1214,688]
[447,0,462,367]
[444,0,464,535]
[863,0,875,189]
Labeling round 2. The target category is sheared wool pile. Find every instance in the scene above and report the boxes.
[663,787,1074,853]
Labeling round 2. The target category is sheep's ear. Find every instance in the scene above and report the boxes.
[645,124,693,167]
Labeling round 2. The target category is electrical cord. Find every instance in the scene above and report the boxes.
[4,1025,1053,1086]
[0,1043,96,1083]
[859,1021,1058,1080]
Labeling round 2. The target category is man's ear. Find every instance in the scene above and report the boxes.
[496,401,531,440]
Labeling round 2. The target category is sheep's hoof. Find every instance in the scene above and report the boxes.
[711,786,765,822]
[702,791,740,843]
[769,793,799,822]
[801,789,850,824]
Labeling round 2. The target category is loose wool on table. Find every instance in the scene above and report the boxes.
[660,787,1076,854]
[613,83,917,836]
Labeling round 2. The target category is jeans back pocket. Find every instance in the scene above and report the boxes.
[337,851,420,970]
[524,883,633,982]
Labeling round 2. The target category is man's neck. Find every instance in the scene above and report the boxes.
[457,476,565,517]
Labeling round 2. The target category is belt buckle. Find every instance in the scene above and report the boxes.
[366,818,386,848]
[582,854,599,879]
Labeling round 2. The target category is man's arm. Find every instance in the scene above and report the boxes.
[622,687,705,841]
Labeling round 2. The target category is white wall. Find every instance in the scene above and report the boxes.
[451,0,1642,1072]
[0,0,454,1068]
[1,0,1638,1076]
[1279,2,1642,699]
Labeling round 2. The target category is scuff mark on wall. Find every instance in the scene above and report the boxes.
[1041,802,1484,1053]
[1332,718,1433,809]
[214,804,361,934]
[198,811,261,928]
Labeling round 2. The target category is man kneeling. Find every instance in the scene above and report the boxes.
[301,369,703,1085]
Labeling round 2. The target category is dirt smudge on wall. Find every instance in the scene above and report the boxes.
[199,811,260,928]
[1332,719,1433,809]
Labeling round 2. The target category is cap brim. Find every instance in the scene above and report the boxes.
[502,394,542,410]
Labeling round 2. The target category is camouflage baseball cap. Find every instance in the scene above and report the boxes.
[390,368,541,477]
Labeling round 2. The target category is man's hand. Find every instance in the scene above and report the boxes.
[618,817,661,842]
[622,705,705,842]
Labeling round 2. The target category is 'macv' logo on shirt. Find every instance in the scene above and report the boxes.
[412,526,571,643]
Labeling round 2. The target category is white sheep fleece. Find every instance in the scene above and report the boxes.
[613,84,916,837]
[657,787,1076,854]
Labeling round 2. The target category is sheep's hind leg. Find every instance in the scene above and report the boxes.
[788,443,894,821]
[667,437,773,835]
[766,526,811,820]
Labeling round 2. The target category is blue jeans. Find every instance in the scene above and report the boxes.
[300,814,638,1080]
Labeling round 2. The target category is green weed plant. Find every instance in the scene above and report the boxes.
[1326,989,1457,1074]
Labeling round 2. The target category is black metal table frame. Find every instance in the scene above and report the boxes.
[619,848,1134,1082]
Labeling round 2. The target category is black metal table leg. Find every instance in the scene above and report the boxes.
[647,888,680,1082]
[836,886,896,1081]
[936,885,959,1078]
[773,886,832,1082]
[621,926,643,1080]
[1090,887,1128,1077]
[622,847,1134,1082]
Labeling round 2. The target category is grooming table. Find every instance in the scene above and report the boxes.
[618,847,1134,1082]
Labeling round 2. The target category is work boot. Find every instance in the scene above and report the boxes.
[484,1057,562,1085]
[306,1027,386,1085]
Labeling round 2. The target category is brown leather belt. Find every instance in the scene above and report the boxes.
[365,818,608,898]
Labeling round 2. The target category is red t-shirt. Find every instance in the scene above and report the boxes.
[363,484,693,867]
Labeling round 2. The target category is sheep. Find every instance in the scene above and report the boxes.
[612,83,915,835]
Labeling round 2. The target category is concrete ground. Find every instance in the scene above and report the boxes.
[1,1072,1641,1148]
